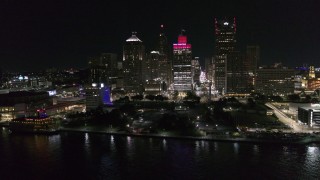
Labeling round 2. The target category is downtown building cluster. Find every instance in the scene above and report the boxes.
[1,18,320,123]
[84,18,320,110]
[86,26,202,109]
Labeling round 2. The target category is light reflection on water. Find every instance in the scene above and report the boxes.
[0,129,320,179]
[84,133,89,146]
[127,136,132,149]
[253,144,259,155]
[233,142,239,154]
[214,141,218,152]
[305,146,320,171]
[162,139,167,150]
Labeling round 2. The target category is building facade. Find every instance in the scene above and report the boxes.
[158,25,172,86]
[88,53,118,85]
[246,45,260,88]
[172,31,193,92]
[298,106,320,128]
[226,51,251,95]
[122,32,145,94]
[255,64,294,96]
[214,18,237,94]
[191,57,201,85]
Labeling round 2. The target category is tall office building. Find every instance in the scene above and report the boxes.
[86,53,116,110]
[214,18,237,94]
[191,57,201,84]
[226,51,251,95]
[145,51,161,81]
[246,45,260,88]
[205,57,215,84]
[88,53,118,85]
[173,30,192,92]
[256,64,294,96]
[158,25,171,86]
[122,32,145,93]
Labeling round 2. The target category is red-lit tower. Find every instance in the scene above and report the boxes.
[173,30,192,92]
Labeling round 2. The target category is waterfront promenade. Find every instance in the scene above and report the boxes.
[59,126,320,145]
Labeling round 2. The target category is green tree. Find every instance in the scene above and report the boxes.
[287,94,300,102]
[145,94,156,101]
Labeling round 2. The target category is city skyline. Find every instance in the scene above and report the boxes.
[1,0,320,71]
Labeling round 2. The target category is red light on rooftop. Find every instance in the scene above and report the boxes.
[178,35,187,44]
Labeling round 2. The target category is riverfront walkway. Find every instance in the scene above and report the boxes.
[59,127,320,145]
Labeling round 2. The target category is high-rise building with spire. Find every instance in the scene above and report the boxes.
[172,30,192,92]
[158,25,171,86]
[214,17,237,94]
[122,32,145,93]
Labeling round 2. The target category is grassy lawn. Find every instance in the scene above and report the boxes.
[231,111,288,129]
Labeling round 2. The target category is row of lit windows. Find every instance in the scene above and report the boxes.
[0,107,14,112]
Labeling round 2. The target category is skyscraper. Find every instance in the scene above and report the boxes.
[205,57,215,84]
[191,57,201,84]
[256,64,294,96]
[158,25,171,86]
[214,18,237,94]
[173,30,192,92]
[122,32,145,94]
[246,45,260,88]
[88,53,118,85]
[226,51,251,95]
[145,51,161,81]
[86,53,117,110]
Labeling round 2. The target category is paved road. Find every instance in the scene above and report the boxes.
[265,103,305,132]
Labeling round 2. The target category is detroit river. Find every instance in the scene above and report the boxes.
[0,128,319,180]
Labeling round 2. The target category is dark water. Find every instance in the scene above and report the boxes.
[0,128,319,180]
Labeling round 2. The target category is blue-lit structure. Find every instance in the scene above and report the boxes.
[100,86,113,106]
[295,66,309,71]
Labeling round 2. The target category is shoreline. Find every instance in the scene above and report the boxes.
[58,127,320,145]
[3,121,319,145]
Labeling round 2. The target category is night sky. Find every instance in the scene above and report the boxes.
[1,0,319,71]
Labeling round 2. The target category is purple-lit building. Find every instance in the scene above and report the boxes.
[85,83,112,110]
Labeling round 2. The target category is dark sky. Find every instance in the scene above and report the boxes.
[1,0,319,71]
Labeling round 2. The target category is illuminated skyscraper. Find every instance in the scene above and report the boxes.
[158,25,171,86]
[256,64,294,96]
[159,25,169,56]
[86,53,116,110]
[191,57,201,84]
[122,32,145,93]
[173,30,192,92]
[214,18,237,94]
[246,45,260,88]
[88,53,118,85]
[226,51,251,95]
[145,51,161,81]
